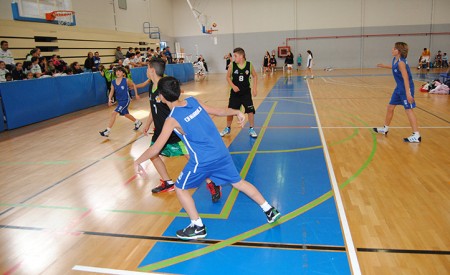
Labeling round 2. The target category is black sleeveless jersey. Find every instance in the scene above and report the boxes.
[231,61,252,92]
[148,80,181,143]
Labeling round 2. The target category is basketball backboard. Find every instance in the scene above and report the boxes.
[11,0,76,26]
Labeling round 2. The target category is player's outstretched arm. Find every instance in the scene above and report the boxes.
[199,101,246,127]
[135,117,178,166]
[377,63,392,69]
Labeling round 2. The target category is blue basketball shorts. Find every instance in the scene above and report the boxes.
[176,155,242,190]
[115,99,130,116]
[389,90,416,110]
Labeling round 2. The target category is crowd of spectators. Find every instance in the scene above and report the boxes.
[0,41,186,83]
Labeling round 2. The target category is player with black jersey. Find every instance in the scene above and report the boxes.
[220,47,258,138]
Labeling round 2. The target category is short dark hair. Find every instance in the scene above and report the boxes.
[1,40,7,46]
[149,58,166,77]
[31,56,38,63]
[233,47,246,59]
[158,76,181,102]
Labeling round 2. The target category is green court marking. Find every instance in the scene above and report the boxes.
[138,191,333,272]
[219,102,278,218]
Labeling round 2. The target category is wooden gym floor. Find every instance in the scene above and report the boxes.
[0,68,449,274]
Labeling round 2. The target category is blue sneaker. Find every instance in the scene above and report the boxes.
[220,127,230,137]
[249,128,258,138]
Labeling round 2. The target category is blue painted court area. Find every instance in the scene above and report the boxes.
[139,76,351,274]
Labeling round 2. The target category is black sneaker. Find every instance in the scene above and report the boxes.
[265,207,281,224]
[206,181,222,203]
[176,224,207,240]
[99,129,110,137]
[151,179,175,193]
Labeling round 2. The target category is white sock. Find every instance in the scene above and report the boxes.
[166,180,174,185]
[413,131,420,137]
[260,201,272,212]
[106,127,111,131]
[135,120,141,124]
[384,125,389,130]
[191,218,203,227]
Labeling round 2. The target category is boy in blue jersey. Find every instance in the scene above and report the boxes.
[374,42,421,143]
[220,47,259,138]
[135,59,222,202]
[99,67,142,137]
[134,77,281,240]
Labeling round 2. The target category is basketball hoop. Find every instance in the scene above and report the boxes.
[45,10,75,26]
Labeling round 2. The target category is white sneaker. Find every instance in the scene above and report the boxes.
[404,134,421,143]
[134,120,143,131]
[248,128,258,138]
[99,129,110,137]
[373,127,388,135]
[220,127,230,137]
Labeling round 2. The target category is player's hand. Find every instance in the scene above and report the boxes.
[407,94,414,104]
[134,162,147,177]
[252,89,257,97]
[236,112,246,128]
[108,100,112,106]
[135,94,141,100]
[232,85,240,92]
[376,64,385,68]
[143,126,150,135]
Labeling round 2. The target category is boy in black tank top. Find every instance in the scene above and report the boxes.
[220,47,258,138]
[135,59,221,201]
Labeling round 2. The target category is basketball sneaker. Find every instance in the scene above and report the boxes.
[265,207,281,223]
[151,179,175,193]
[249,128,258,138]
[206,181,222,203]
[99,129,110,137]
[403,133,421,143]
[220,127,230,137]
[373,127,389,135]
[134,120,143,131]
[176,223,207,240]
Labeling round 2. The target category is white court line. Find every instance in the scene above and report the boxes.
[305,79,362,275]
[315,126,450,129]
[72,265,161,275]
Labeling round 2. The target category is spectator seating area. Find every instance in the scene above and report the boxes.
[0,64,195,131]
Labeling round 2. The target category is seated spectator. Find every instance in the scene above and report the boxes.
[70,62,83,74]
[84,52,95,72]
[164,46,173,64]
[30,56,43,78]
[123,53,138,68]
[93,51,101,71]
[442,53,448,68]
[115,46,124,62]
[64,68,74,75]
[25,71,34,80]
[47,60,56,73]
[5,72,13,81]
[0,61,9,82]
[126,47,134,58]
[0,40,15,71]
[434,50,443,68]
[12,62,26,80]
[38,56,48,74]
[418,48,431,70]
[23,61,32,74]
[26,48,41,62]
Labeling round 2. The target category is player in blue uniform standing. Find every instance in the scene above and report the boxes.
[134,77,281,240]
[99,67,142,137]
[220,47,259,138]
[374,42,421,143]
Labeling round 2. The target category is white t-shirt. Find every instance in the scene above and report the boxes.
[0,68,9,82]
[123,58,132,67]
[0,49,15,65]
[30,64,42,74]
[307,54,313,68]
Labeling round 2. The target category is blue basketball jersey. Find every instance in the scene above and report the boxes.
[169,97,229,167]
[112,78,130,102]
[392,57,414,95]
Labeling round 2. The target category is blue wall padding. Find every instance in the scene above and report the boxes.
[0,64,194,130]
